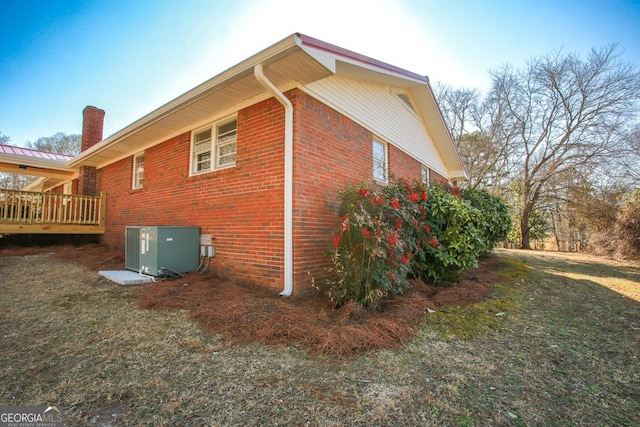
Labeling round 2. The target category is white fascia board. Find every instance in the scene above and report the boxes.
[408,86,468,180]
[448,169,468,180]
[335,57,427,86]
[296,46,337,74]
[23,176,74,192]
[23,178,45,191]
[296,33,426,86]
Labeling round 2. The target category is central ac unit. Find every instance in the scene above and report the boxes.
[125,226,200,276]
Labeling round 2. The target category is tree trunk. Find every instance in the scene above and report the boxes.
[551,211,561,251]
[520,208,531,249]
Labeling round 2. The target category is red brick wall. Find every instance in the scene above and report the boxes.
[78,166,97,196]
[389,144,424,181]
[289,90,427,290]
[97,89,443,293]
[98,97,286,290]
[429,169,449,185]
[49,179,86,195]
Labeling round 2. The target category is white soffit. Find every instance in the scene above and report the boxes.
[71,37,334,169]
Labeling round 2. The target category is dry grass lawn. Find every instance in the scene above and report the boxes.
[0,244,638,426]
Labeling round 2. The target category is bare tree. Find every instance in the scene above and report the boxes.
[616,125,640,184]
[436,84,519,193]
[25,132,81,156]
[489,45,640,249]
[434,83,480,141]
[0,173,34,190]
[456,131,500,190]
[1,132,80,190]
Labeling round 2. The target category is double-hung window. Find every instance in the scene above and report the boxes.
[193,128,212,173]
[191,117,237,174]
[133,152,144,189]
[372,139,388,184]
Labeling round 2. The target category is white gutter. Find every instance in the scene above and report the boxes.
[254,63,294,296]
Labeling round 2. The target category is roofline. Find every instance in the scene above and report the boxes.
[297,33,429,84]
[70,33,305,168]
[68,32,466,179]
[297,33,466,179]
[71,33,439,169]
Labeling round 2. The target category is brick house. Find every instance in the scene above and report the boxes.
[23,33,467,295]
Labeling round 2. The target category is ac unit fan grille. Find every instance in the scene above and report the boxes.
[125,227,141,271]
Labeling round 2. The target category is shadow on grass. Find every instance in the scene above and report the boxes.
[424,250,640,426]
[499,249,640,302]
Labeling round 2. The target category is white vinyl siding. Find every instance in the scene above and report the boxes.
[191,117,237,175]
[304,76,449,178]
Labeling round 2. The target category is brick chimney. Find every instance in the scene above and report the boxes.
[78,106,104,196]
[81,105,105,152]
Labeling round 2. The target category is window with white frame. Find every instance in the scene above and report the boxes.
[133,152,144,189]
[421,166,430,186]
[191,117,237,174]
[372,139,388,183]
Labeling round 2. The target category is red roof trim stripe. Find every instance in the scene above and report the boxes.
[0,143,73,162]
[297,33,429,84]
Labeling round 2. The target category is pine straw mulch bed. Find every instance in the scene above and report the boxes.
[0,243,499,358]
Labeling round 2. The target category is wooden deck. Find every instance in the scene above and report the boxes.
[0,189,106,234]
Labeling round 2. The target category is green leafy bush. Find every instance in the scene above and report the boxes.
[410,185,483,283]
[461,188,511,254]
[327,180,511,309]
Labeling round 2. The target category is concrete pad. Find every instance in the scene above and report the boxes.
[99,270,154,285]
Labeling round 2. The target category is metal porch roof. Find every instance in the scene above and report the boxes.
[0,143,76,180]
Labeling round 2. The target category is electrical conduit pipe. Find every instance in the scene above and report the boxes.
[254,63,293,296]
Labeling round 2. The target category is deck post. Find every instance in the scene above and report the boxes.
[99,191,107,227]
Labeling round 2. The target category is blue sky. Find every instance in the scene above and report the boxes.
[1,0,639,146]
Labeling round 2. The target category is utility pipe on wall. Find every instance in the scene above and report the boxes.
[254,63,293,296]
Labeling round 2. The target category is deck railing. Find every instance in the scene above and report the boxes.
[0,189,106,234]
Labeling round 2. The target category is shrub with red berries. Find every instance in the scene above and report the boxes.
[327,178,510,309]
